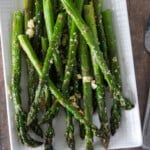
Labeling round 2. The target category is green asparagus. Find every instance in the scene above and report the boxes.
[79,34,93,150]
[102,9,121,88]
[102,9,121,135]
[23,0,43,138]
[44,87,54,150]
[84,2,110,148]
[93,0,108,61]
[10,1,134,149]
[11,11,42,147]
[43,0,54,41]
[24,0,34,31]
[32,0,43,59]
[60,0,133,110]
[41,36,54,150]
[18,35,101,137]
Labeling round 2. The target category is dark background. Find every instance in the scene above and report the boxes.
[0,0,150,149]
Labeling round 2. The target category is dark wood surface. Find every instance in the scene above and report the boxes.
[0,0,150,149]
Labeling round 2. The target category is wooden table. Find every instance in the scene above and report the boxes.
[0,0,150,149]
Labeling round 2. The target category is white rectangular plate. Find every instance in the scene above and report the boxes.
[0,0,143,150]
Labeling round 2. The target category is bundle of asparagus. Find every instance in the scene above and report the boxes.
[11,0,133,149]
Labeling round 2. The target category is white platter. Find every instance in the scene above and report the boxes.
[0,0,143,149]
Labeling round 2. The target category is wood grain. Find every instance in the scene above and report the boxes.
[127,0,150,125]
[0,0,150,149]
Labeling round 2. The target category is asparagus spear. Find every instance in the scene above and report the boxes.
[24,0,34,31]
[24,0,37,107]
[23,0,35,109]
[44,123,54,150]
[73,61,85,139]
[41,36,54,150]
[43,0,54,41]
[79,35,93,150]
[110,100,121,135]
[11,11,42,147]
[40,38,50,112]
[102,9,121,89]
[60,0,133,110]
[93,0,108,61]
[41,36,48,57]
[52,0,59,18]
[26,12,66,126]
[63,1,84,149]
[18,35,101,137]
[23,0,43,138]
[84,2,110,148]
[102,9,123,135]
[44,86,54,150]
[32,0,43,59]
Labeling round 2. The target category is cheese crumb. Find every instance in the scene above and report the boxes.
[26,28,35,38]
[76,74,82,79]
[69,95,76,101]
[75,93,81,99]
[83,76,92,83]
[91,80,98,90]
[112,57,117,62]
[50,59,53,64]
[27,19,35,29]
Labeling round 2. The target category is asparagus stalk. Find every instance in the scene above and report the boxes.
[11,11,42,147]
[84,2,110,148]
[23,0,43,138]
[24,0,34,31]
[41,37,54,150]
[39,39,50,112]
[23,0,35,110]
[44,123,54,150]
[18,35,101,137]
[102,9,122,135]
[93,0,108,61]
[52,0,59,18]
[79,35,93,150]
[33,0,43,59]
[110,100,121,135]
[44,86,54,150]
[63,1,84,149]
[73,61,85,139]
[102,9,121,89]
[41,36,48,57]
[43,0,54,41]
[24,0,36,107]
[60,0,133,110]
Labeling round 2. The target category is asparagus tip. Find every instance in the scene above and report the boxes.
[101,138,109,150]
[99,124,110,149]
[65,127,75,150]
[85,141,94,150]
[79,124,85,139]
[124,98,134,110]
